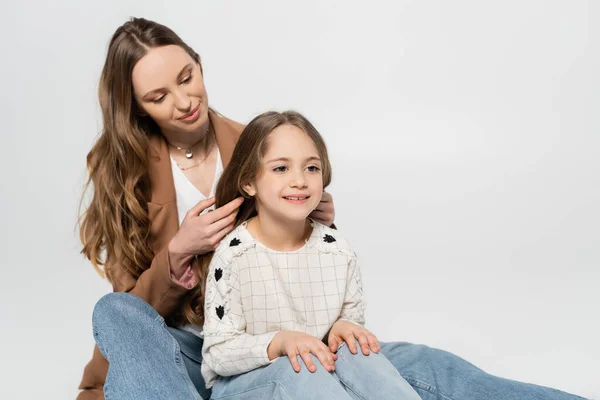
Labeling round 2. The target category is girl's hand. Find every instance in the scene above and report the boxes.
[168,197,244,274]
[328,320,380,356]
[268,331,337,373]
[309,191,335,227]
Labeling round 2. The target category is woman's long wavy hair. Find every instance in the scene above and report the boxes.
[79,17,203,323]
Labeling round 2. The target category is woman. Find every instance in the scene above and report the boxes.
[78,17,583,400]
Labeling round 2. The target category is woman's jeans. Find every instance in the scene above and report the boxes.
[92,293,585,400]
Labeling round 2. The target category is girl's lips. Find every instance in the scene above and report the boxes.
[283,195,310,204]
[178,104,200,122]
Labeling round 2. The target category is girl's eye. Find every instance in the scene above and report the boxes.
[273,166,288,172]
[307,165,321,172]
[181,74,192,84]
[152,95,166,104]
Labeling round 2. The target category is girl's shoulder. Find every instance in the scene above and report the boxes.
[310,221,356,258]
[211,223,256,263]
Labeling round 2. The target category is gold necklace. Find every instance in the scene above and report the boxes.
[174,143,215,171]
[169,124,211,159]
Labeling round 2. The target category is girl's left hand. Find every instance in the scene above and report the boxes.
[327,320,381,356]
[309,191,335,227]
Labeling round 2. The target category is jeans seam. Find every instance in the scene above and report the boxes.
[171,328,203,400]
[338,378,367,400]
[211,382,276,399]
[404,376,453,400]
[335,347,369,400]
[274,381,292,400]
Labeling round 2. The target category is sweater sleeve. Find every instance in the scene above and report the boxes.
[337,255,366,326]
[201,252,279,386]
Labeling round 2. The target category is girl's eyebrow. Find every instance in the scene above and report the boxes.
[266,156,321,164]
[142,63,193,100]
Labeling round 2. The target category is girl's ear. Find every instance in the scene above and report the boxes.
[242,182,256,197]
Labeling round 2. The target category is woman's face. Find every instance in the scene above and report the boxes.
[132,45,209,138]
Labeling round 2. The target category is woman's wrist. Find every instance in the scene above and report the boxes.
[167,239,194,276]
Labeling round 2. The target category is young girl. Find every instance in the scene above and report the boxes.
[200,110,422,399]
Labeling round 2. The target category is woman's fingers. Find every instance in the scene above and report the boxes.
[204,197,244,224]
[206,208,238,236]
[308,210,329,225]
[320,191,333,203]
[208,222,236,250]
[185,197,216,219]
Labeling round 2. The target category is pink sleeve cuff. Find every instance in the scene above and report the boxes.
[170,265,198,289]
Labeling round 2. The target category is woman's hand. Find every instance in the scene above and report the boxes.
[327,320,380,356]
[268,331,338,373]
[309,191,335,227]
[168,196,244,274]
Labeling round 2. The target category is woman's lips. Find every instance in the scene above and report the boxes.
[178,104,200,122]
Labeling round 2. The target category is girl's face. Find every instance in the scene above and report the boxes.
[245,124,324,223]
[131,45,209,137]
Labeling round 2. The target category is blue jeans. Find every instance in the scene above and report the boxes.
[93,293,585,400]
[211,340,421,400]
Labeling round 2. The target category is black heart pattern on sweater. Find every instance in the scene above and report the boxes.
[230,238,241,247]
[216,305,225,319]
[215,268,223,282]
[323,234,336,243]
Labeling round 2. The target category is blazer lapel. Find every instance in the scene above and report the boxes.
[145,110,244,255]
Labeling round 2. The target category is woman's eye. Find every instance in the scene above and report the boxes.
[273,166,288,172]
[152,95,166,104]
[307,165,321,172]
[181,74,192,84]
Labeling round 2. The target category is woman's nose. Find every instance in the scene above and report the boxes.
[173,89,191,112]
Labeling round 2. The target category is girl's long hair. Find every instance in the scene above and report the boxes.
[183,112,332,314]
[179,111,333,325]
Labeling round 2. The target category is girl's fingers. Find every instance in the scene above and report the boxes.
[286,352,302,373]
[357,333,371,355]
[299,349,317,373]
[328,335,340,353]
[367,333,380,353]
[313,346,335,372]
[343,333,358,354]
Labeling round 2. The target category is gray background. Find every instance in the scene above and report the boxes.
[0,1,598,398]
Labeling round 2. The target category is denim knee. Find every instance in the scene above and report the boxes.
[336,340,382,363]
[269,354,336,385]
[93,292,156,324]
[92,293,161,349]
